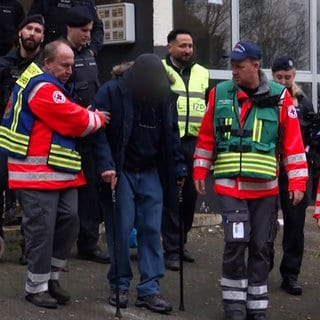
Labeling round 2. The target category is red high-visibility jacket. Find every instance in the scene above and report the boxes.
[193,83,308,199]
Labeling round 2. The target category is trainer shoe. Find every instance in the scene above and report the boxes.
[48,280,71,304]
[108,288,128,308]
[25,291,57,309]
[135,294,172,313]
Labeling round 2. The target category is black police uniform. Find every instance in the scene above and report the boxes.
[28,0,103,55]
[66,42,103,258]
[0,0,25,56]
[278,92,313,285]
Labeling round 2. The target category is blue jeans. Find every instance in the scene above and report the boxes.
[105,168,164,297]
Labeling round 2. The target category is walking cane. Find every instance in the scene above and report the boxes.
[111,188,122,319]
[178,185,185,311]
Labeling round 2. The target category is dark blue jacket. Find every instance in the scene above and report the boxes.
[91,70,187,182]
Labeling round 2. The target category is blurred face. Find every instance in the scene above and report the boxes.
[231,58,260,88]
[44,43,74,83]
[19,22,44,51]
[67,22,93,49]
[167,33,193,67]
[272,69,295,89]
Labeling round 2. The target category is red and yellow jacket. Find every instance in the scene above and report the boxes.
[193,78,308,199]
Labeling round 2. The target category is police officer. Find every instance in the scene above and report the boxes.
[28,0,103,56]
[161,29,209,271]
[65,5,108,264]
[0,14,45,264]
[271,56,313,296]
[0,0,25,56]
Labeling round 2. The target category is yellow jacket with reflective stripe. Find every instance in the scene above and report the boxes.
[162,59,209,137]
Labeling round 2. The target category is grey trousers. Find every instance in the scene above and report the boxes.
[18,188,79,294]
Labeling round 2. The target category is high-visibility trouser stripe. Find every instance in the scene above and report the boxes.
[9,171,78,182]
[51,257,67,268]
[247,285,268,295]
[222,290,247,301]
[246,300,268,310]
[194,147,213,159]
[25,282,48,294]
[48,155,81,171]
[238,179,278,191]
[9,156,47,165]
[283,153,307,165]
[27,270,50,283]
[194,159,212,169]
[51,271,60,280]
[221,277,248,288]
[174,90,205,99]
[287,168,309,179]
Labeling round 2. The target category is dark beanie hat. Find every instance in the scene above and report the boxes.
[66,5,93,27]
[271,56,295,72]
[19,14,45,30]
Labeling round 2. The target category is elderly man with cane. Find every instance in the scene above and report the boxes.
[91,54,187,314]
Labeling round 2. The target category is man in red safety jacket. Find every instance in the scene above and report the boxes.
[193,41,308,320]
[0,39,108,309]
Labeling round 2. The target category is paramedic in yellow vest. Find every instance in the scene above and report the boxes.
[161,29,209,271]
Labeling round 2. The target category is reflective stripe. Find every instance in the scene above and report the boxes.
[287,169,308,179]
[178,115,203,123]
[28,82,47,102]
[194,147,213,159]
[284,153,307,165]
[246,300,268,310]
[215,178,236,188]
[238,179,278,191]
[51,257,67,268]
[314,206,320,214]
[0,126,29,155]
[222,290,247,301]
[247,285,268,295]
[221,277,248,288]
[214,152,277,178]
[174,90,205,99]
[194,159,212,169]
[25,282,48,294]
[9,171,78,181]
[27,270,50,283]
[9,156,47,165]
[316,194,320,202]
[50,271,60,280]
[48,143,81,172]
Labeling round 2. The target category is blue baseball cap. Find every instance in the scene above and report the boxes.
[223,40,262,60]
